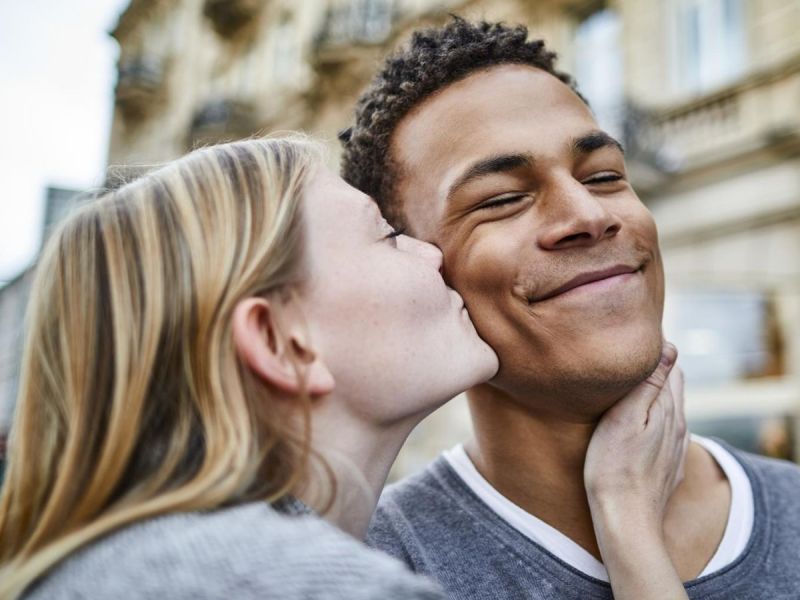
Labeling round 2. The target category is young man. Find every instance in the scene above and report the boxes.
[339,18,800,599]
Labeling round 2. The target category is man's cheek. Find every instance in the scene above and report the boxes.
[458,263,505,306]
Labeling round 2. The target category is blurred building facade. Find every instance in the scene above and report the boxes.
[2,0,796,473]
[0,187,83,435]
[621,0,800,461]
[109,0,800,469]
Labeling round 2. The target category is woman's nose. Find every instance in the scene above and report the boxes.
[401,235,444,270]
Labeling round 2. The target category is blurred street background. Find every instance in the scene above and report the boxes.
[1,0,799,480]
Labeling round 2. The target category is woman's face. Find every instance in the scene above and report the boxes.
[299,167,498,424]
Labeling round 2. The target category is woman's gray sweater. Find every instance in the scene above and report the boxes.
[23,501,444,599]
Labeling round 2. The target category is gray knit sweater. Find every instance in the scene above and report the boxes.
[368,440,800,599]
[23,501,444,599]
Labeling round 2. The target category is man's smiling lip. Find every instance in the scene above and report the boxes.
[531,265,641,302]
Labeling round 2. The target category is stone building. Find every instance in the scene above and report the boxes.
[1,0,798,473]
[0,188,83,433]
[106,0,800,472]
[626,0,800,461]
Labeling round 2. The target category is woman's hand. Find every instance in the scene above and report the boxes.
[585,342,687,521]
[584,341,690,600]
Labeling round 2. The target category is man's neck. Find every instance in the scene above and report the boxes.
[464,383,731,579]
[465,383,603,558]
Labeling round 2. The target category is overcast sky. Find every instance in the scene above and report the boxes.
[0,0,129,285]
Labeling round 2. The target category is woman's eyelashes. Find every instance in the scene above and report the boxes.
[384,226,406,246]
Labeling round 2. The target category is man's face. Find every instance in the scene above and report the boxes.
[390,65,665,417]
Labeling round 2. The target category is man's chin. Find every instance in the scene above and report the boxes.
[571,349,665,417]
[496,348,664,420]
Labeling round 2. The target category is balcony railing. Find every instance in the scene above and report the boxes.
[188,99,260,148]
[314,0,396,58]
[643,56,800,175]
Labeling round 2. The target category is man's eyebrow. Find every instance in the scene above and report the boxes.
[447,153,534,200]
[572,131,625,155]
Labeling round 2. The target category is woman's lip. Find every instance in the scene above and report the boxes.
[448,287,465,308]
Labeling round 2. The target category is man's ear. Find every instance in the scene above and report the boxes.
[232,297,335,397]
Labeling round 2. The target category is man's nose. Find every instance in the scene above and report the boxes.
[536,181,622,250]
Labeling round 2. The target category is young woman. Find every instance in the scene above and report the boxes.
[0,136,688,599]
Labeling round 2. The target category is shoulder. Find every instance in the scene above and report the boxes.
[726,444,800,488]
[367,457,478,567]
[27,502,443,600]
[719,441,800,534]
[380,457,464,512]
[371,458,459,534]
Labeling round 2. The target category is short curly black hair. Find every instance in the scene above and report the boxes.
[339,17,586,229]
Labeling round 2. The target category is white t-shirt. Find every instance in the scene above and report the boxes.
[442,434,754,581]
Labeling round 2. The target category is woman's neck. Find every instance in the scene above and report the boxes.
[297,403,425,539]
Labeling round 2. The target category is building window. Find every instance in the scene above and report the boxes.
[188,99,258,148]
[272,15,299,84]
[671,0,746,94]
[115,56,166,120]
[691,415,795,460]
[358,0,393,42]
[573,8,624,139]
[316,0,394,49]
[203,0,263,38]
[663,288,785,386]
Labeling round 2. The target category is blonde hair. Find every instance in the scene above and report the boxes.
[0,136,325,598]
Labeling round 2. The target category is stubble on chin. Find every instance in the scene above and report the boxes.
[593,356,661,398]
[538,335,665,420]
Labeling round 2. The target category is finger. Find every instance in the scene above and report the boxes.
[606,342,678,423]
[660,366,686,454]
[675,367,686,416]
[655,347,682,426]
[670,387,690,481]
[646,390,667,430]
[639,343,679,425]
[668,365,684,411]
[668,366,687,438]
[647,342,678,390]
[675,426,690,486]
[659,371,677,424]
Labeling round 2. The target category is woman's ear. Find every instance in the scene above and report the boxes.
[287,333,335,396]
[232,297,334,397]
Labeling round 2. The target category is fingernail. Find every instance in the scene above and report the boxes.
[660,342,677,367]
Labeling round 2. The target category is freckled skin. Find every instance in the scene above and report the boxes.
[299,167,497,425]
[392,65,664,419]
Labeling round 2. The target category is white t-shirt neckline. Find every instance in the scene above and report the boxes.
[442,434,754,582]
